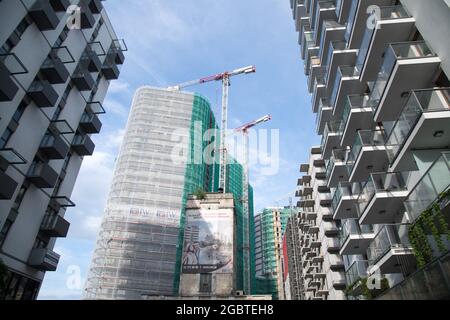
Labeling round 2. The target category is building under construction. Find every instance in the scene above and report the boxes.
[84,87,255,299]
[254,207,295,299]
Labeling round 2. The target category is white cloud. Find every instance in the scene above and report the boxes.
[108,79,130,94]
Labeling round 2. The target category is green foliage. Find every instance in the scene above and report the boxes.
[193,188,206,200]
[345,277,390,300]
[408,189,450,267]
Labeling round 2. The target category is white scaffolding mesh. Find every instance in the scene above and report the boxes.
[84,87,196,299]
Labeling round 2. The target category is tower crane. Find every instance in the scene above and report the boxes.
[167,65,256,193]
[234,114,272,294]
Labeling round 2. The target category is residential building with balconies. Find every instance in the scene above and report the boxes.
[0,0,125,300]
[295,146,346,300]
[289,0,450,300]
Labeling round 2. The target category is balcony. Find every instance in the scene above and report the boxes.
[403,152,450,223]
[367,224,416,275]
[324,221,339,237]
[305,48,320,78]
[102,58,120,80]
[328,254,345,272]
[311,69,327,111]
[347,130,389,183]
[357,173,409,225]
[371,41,441,122]
[301,27,317,63]
[312,0,337,45]
[325,41,357,98]
[72,134,95,156]
[88,0,103,14]
[345,0,394,49]
[335,0,352,25]
[345,260,369,296]
[108,40,126,65]
[316,98,332,134]
[326,149,348,188]
[81,47,102,73]
[321,120,342,159]
[27,162,59,188]
[79,0,96,29]
[339,219,375,255]
[29,0,60,31]
[332,182,360,220]
[327,238,340,254]
[294,1,307,31]
[79,112,102,134]
[28,248,60,271]
[0,60,19,102]
[28,80,58,108]
[386,89,450,171]
[377,253,450,300]
[0,171,18,200]
[339,94,375,148]
[49,0,70,12]
[40,214,70,237]
[331,66,364,117]
[39,134,70,160]
[72,66,95,91]
[318,20,346,65]
[40,55,70,84]
[355,5,414,83]
[300,163,309,173]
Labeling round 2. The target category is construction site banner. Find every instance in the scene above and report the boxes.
[182,208,233,274]
[104,205,181,227]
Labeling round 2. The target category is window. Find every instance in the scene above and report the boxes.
[0,271,40,300]
[199,273,212,293]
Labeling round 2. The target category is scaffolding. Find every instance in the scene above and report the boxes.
[254,208,293,299]
[84,88,255,299]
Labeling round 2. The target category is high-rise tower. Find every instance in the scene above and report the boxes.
[0,0,125,300]
[84,87,255,299]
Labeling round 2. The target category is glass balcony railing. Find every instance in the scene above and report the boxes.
[345,260,369,288]
[369,41,437,113]
[377,252,450,300]
[325,40,347,83]
[347,130,386,174]
[367,224,411,265]
[326,149,347,178]
[312,0,335,39]
[345,0,358,43]
[332,182,361,214]
[316,98,331,132]
[321,120,343,149]
[335,0,343,18]
[386,89,450,163]
[340,94,373,135]
[319,20,344,59]
[330,66,360,110]
[356,5,411,73]
[339,219,374,247]
[357,172,407,218]
[404,152,450,223]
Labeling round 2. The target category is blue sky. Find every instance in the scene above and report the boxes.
[38,0,319,299]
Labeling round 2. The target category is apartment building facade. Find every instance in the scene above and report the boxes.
[84,87,255,299]
[290,0,450,299]
[0,0,125,300]
[295,147,346,300]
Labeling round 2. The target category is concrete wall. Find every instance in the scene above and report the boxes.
[401,0,450,77]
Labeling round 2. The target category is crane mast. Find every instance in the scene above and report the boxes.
[167,66,256,193]
[235,114,271,294]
